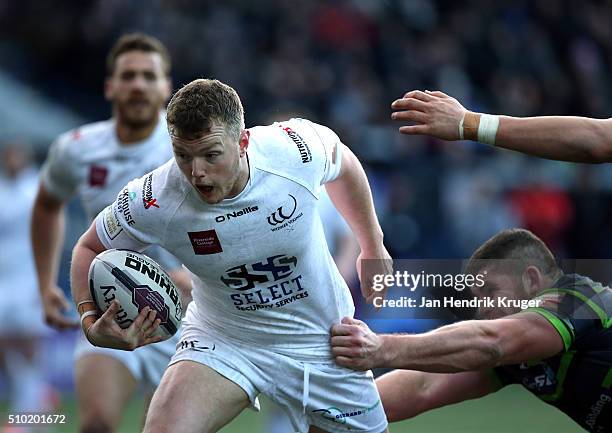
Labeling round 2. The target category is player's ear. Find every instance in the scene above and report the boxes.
[163,77,172,101]
[104,78,113,102]
[522,265,543,296]
[239,129,250,156]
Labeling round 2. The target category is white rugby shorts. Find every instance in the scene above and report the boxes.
[170,317,388,433]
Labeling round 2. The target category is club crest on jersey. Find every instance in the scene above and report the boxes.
[267,194,303,231]
[88,165,108,187]
[142,174,159,209]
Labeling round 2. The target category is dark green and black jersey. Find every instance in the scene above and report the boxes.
[492,274,612,433]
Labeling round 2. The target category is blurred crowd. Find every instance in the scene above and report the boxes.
[3,0,612,260]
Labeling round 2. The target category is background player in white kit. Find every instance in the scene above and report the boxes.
[31,34,190,433]
[71,78,391,433]
[0,144,51,427]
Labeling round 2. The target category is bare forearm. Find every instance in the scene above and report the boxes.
[393,91,612,163]
[495,116,612,163]
[31,199,65,295]
[70,243,98,305]
[380,322,501,372]
[70,224,107,306]
[325,148,383,252]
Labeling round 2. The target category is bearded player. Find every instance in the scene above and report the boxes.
[31,33,190,433]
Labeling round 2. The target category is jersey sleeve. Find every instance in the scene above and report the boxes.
[525,275,612,351]
[257,118,343,196]
[297,118,343,185]
[39,132,80,200]
[94,174,164,251]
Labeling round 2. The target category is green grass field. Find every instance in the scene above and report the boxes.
[2,384,582,432]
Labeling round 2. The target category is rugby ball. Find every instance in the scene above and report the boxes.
[88,249,182,340]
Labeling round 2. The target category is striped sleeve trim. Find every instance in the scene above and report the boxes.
[525,307,574,351]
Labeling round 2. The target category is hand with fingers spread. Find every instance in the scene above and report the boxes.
[331,316,385,371]
[391,90,467,140]
[85,301,164,351]
[357,245,393,308]
[41,285,80,329]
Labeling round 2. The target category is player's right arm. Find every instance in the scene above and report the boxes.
[32,134,80,329]
[392,90,612,163]
[332,312,563,371]
[376,369,497,422]
[70,222,163,351]
[73,174,170,350]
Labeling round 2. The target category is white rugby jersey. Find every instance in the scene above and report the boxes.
[40,114,173,221]
[95,118,354,360]
[0,168,42,306]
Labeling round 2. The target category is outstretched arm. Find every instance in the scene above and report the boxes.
[331,312,563,371]
[392,90,612,163]
[376,369,496,422]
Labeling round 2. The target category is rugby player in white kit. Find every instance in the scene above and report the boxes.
[71,79,391,433]
[31,34,190,433]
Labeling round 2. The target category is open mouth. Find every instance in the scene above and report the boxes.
[196,185,214,195]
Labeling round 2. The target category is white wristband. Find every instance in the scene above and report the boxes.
[477,114,500,145]
[80,310,99,327]
[458,116,465,140]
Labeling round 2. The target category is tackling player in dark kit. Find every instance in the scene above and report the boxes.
[332,228,612,432]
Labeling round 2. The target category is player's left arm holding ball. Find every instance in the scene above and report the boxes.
[324,135,392,304]
[71,180,166,351]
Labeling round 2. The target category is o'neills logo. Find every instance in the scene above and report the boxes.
[280,125,312,163]
[215,206,259,223]
[142,174,159,209]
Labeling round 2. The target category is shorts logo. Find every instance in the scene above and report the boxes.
[179,339,216,351]
[89,165,108,187]
[188,230,223,255]
[313,400,381,424]
[142,174,159,209]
